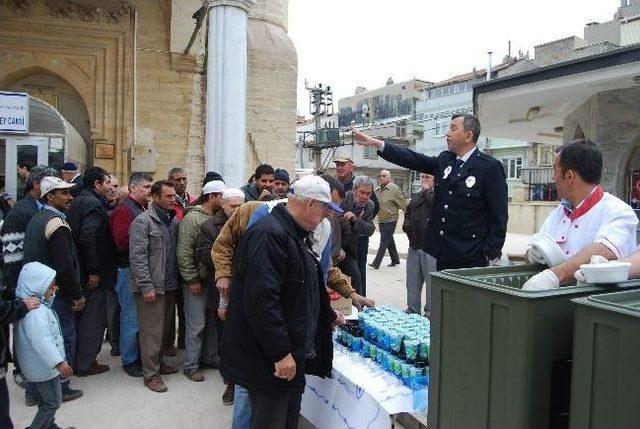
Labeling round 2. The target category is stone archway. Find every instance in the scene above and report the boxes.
[0,0,134,181]
[3,68,93,165]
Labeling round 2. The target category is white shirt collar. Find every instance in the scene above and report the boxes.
[457,146,477,163]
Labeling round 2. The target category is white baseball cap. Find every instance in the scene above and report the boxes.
[222,188,245,200]
[291,175,343,214]
[202,180,226,195]
[40,176,75,197]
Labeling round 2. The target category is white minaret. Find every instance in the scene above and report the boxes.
[204,0,256,187]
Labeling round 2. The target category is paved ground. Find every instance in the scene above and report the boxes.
[368,231,531,261]
[7,233,531,428]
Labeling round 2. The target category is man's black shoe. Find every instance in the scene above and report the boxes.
[368,263,379,269]
[62,386,83,403]
[110,348,121,357]
[123,362,143,378]
[388,262,399,267]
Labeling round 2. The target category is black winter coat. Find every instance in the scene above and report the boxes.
[221,204,336,393]
[1,298,27,368]
[67,189,118,289]
[403,188,434,250]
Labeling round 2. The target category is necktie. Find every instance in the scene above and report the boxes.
[452,158,464,174]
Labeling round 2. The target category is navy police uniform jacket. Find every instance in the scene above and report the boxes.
[379,143,508,268]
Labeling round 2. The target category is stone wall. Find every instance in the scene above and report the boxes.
[0,0,134,180]
[135,0,205,192]
[246,0,298,179]
[563,86,640,198]
[0,0,298,195]
[507,202,557,235]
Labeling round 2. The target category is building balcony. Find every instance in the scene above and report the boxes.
[521,167,554,185]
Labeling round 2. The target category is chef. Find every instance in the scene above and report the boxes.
[523,139,638,290]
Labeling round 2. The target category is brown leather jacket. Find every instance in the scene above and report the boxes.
[212,201,355,297]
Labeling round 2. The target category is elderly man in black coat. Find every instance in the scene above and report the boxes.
[352,113,508,271]
[221,175,343,429]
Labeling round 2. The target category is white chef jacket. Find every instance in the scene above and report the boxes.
[539,191,638,259]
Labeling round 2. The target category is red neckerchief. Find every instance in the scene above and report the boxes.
[564,185,604,221]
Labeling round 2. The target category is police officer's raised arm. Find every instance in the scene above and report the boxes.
[351,127,438,174]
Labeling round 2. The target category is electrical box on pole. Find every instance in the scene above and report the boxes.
[298,81,353,172]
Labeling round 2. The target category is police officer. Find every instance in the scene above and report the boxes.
[351,114,508,270]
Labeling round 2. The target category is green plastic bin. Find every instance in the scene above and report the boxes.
[428,264,640,429]
[570,290,640,429]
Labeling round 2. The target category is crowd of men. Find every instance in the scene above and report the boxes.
[2,112,638,428]
[0,155,382,428]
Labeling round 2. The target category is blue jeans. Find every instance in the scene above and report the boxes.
[232,385,251,429]
[30,376,61,429]
[51,297,76,369]
[115,268,139,366]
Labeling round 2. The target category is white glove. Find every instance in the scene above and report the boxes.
[526,246,546,265]
[522,269,560,291]
[574,255,610,285]
[589,255,609,264]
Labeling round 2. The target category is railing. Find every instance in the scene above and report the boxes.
[521,167,557,202]
[521,167,554,185]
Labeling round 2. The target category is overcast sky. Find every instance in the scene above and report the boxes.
[288,0,618,117]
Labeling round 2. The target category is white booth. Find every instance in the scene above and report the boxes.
[0,91,87,199]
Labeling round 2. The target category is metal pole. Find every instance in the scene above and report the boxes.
[313,88,322,171]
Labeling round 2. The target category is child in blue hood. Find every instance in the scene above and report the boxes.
[14,262,74,429]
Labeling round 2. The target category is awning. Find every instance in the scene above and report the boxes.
[473,45,640,144]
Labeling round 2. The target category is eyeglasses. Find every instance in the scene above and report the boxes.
[308,199,332,216]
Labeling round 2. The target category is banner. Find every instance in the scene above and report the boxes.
[0,92,29,133]
[301,345,427,429]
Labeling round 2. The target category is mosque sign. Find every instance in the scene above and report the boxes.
[0,91,29,134]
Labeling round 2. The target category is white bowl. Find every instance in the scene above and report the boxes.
[579,262,631,284]
[531,233,566,267]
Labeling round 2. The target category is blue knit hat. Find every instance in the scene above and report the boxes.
[274,168,290,184]
[62,162,77,172]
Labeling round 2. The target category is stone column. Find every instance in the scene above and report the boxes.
[204,0,255,187]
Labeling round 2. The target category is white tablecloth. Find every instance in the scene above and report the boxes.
[301,344,428,429]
